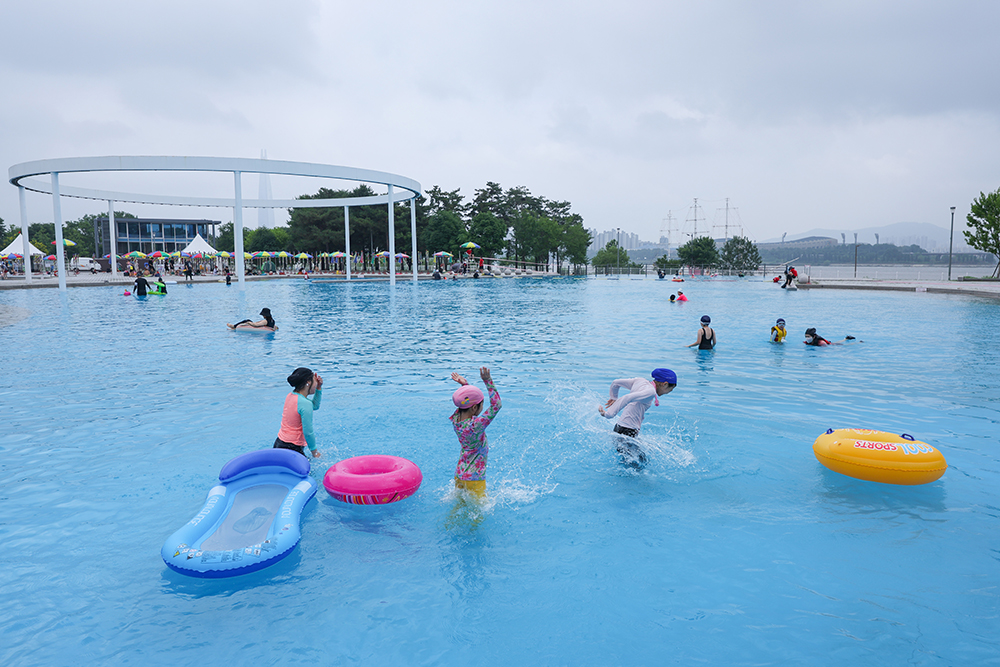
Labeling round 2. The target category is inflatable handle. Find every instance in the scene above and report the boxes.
[219,448,310,482]
[825,428,834,435]
[901,433,915,441]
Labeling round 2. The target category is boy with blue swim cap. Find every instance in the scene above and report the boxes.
[599,368,677,468]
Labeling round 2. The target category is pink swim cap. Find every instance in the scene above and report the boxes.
[452,385,484,409]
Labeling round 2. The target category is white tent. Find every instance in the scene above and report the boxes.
[1,234,45,256]
[179,233,218,256]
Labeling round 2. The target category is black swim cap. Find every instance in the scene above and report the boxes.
[287,367,314,389]
[805,327,817,336]
[260,308,272,317]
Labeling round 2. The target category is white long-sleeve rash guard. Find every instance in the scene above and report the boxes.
[602,377,656,432]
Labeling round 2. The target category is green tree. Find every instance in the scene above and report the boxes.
[288,186,427,255]
[718,236,762,272]
[654,255,682,272]
[272,227,292,252]
[965,187,1000,277]
[467,211,507,258]
[247,227,279,252]
[424,185,467,218]
[591,240,639,269]
[421,210,466,256]
[560,222,592,267]
[677,236,719,268]
[216,222,251,252]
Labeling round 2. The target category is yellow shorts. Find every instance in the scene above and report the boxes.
[454,478,486,498]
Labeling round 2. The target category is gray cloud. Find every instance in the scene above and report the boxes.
[2,0,997,242]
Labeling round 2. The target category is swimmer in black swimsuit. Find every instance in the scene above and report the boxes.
[804,327,857,346]
[229,307,276,329]
[687,315,716,349]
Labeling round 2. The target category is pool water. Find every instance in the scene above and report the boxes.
[1,277,998,665]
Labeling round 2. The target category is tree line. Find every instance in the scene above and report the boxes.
[591,235,763,272]
[277,182,592,268]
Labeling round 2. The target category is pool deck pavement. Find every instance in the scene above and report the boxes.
[798,278,1000,300]
[0,269,557,290]
[2,272,999,299]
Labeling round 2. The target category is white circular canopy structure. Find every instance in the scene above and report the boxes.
[8,155,423,289]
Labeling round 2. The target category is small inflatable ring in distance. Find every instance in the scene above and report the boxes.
[323,455,422,505]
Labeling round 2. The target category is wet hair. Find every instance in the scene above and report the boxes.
[287,367,314,390]
[260,308,274,327]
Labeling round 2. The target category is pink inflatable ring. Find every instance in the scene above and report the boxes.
[323,455,422,505]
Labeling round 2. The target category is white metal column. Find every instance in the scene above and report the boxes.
[51,173,67,291]
[387,185,395,286]
[233,171,246,289]
[410,198,418,282]
[18,185,31,282]
[108,200,118,280]
[344,206,351,281]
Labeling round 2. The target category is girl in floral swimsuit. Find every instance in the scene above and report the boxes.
[449,367,502,498]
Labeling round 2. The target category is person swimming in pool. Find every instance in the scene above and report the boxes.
[228,308,276,330]
[449,367,502,499]
[687,315,716,349]
[133,275,150,296]
[599,368,677,469]
[273,367,323,458]
[771,318,787,343]
[804,327,857,346]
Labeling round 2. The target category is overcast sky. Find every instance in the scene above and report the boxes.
[2,1,998,244]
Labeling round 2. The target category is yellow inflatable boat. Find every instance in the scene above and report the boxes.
[812,428,947,485]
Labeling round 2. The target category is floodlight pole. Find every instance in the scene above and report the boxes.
[617,227,621,275]
[853,232,858,278]
[948,206,956,281]
[18,185,31,282]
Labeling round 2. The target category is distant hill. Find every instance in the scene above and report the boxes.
[762,222,974,253]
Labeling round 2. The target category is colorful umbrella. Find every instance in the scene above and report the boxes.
[460,242,480,249]
[148,251,165,258]
[6,252,23,259]
[295,252,312,259]
[243,252,254,259]
[45,254,56,260]
[275,251,291,258]
[433,251,454,258]
[395,253,410,259]
[126,251,147,258]
[168,251,182,258]
[376,251,391,258]
[217,251,232,258]
[331,251,346,258]
[51,239,77,246]
[102,253,118,259]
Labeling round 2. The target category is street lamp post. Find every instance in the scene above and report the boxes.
[853,232,859,278]
[948,206,956,281]
[616,227,621,276]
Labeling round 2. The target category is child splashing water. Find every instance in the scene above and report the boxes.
[449,367,502,499]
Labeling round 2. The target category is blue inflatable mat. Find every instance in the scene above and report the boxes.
[161,449,317,578]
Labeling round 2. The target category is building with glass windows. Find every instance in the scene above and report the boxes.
[95,217,221,256]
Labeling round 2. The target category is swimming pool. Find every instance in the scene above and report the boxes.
[1,277,997,665]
